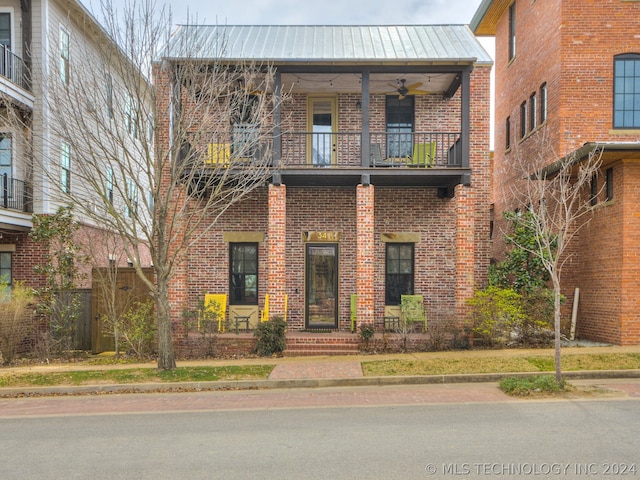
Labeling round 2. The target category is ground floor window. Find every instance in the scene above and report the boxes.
[385,243,414,305]
[229,243,258,304]
[0,251,11,298]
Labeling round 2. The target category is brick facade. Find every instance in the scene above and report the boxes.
[474,0,640,345]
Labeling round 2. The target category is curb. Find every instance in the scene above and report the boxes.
[2,369,639,398]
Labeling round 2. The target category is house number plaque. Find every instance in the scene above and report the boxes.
[303,231,341,242]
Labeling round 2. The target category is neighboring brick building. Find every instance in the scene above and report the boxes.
[157,25,493,354]
[472,0,640,344]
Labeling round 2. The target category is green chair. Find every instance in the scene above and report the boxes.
[410,142,436,167]
[401,295,427,331]
[350,294,357,333]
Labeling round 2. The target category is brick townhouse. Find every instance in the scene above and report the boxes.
[472,0,640,344]
[157,25,493,354]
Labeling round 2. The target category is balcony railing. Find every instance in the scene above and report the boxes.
[192,131,464,170]
[0,44,30,92]
[280,131,463,168]
[1,174,31,213]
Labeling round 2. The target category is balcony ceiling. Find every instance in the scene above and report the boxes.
[282,72,456,95]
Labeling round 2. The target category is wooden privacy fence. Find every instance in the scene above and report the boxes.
[91,267,154,353]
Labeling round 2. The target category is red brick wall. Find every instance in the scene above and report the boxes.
[490,0,640,344]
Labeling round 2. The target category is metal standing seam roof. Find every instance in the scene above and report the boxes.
[162,25,493,65]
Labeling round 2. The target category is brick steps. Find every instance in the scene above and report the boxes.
[284,333,360,356]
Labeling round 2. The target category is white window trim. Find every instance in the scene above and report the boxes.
[0,7,15,51]
[59,25,70,84]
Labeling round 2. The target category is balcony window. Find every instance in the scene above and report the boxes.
[0,134,12,180]
[614,54,640,129]
[385,243,414,305]
[0,12,11,49]
[231,94,258,159]
[230,243,258,305]
[386,96,414,158]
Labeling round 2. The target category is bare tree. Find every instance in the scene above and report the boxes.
[38,0,283,369]
[504,135,603,382]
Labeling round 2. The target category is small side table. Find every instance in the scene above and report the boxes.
[234,315,251,334]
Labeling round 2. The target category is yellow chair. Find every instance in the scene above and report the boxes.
[204,293,227,332]
[283,294,288,323]
[205,143,230,165]
[260,294,270,322]
[410,142,436,167]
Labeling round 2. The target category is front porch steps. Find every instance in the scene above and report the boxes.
[283,331,360,356]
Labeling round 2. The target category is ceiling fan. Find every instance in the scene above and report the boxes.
[388,79,431,99]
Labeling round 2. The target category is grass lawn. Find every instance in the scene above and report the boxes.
[0,365,274,388]
[362,352,640,377]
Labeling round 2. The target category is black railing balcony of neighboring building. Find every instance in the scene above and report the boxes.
[1,174,31,213]
[0,44,31,92]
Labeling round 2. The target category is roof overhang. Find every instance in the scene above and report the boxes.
[470,0,513,36]
[541,142,640,177]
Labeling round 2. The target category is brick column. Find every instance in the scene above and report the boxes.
[268,183,287,319]
[356,184,375,328]
[456,184,475,323]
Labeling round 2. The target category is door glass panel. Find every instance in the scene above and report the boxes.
[310,98,335,165]
[306,244,338,328]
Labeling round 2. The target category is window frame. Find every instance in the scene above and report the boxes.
[106,73,113,119]
[520,101,527,139]
[229,242,259,305]
[385,95,415,158]
[540,82,548,124]
[0,251,11,293]
[385,242,415,306]
[529,92,537,131]
[613,53,640,129]
[505,116,511,150]
[61,141,71,193]
[0,10,13,50]
[106,165,113,204]
[126,176,138,218]
[508,2,516,62]
[0,132,12,179]
[59,26,70,85]
[606,167,614,201]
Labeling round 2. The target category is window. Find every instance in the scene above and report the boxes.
[529,92,537,131]
[0,12,11,49]
[520,101,527,139]
[505,116,511,150]
[126,176,138,217]
[61,142,70,193]
[0,133,12,179]
[613,54,640,128]
[106,166,113,203]
[385,243,414,305]
[540,83,548,124]
[606,167,614,201]
[229,243,258,304]
[508,2,516,61]
[106,74,113,119]
[0,252,11,295]
[386,96,414,158]
[590,173,598,206]
[231,94,258,158]
[125,92,138,138]
[60,27,69,85]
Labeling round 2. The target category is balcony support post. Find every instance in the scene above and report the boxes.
[460,66,471,170]
[361,70,370,168]
[272,71,282,167]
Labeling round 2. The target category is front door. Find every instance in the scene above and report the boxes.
[305,243,338,328]
[307,96,337,165]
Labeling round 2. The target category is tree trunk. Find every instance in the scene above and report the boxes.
[156,275,176,370]
[553,277,562,383]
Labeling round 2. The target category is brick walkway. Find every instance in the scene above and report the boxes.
[269,361,363,380]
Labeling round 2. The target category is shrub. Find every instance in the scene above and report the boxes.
[254,316,287,356]
[359,324,375,351]
[102,300,156,358]
[467,286,524,347]
[0,282,36,365]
